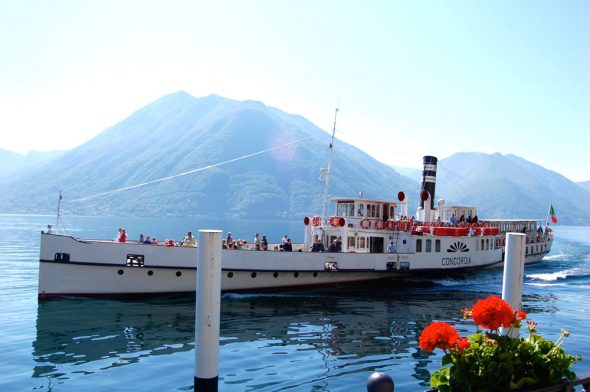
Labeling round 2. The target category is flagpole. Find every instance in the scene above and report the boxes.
[56,190,62,232]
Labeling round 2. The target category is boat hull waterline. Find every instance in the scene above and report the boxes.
[38,233,550,298]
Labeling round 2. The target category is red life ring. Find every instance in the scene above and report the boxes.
[304,216,310,225]
[329,216,339,227]
[338,217,346,227]
[312,216,322,226]
[360,218,370,229]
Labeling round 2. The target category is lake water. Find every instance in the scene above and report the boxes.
[1,214,589,391]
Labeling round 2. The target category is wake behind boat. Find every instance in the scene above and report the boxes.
[38,156,553,299]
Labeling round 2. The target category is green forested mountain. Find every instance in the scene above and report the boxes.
[1,92,588,225]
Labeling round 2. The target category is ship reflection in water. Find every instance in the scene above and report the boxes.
[32,284,556,391]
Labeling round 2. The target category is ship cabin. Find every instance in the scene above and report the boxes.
[438,205,480,225]
[303,196,413,254]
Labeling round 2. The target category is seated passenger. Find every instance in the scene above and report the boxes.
[283,239,293,252]
[182,231,197,247]
[144,236,152,244]
[311,238,325,253]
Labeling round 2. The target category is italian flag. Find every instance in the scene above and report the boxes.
[549,205,558,224]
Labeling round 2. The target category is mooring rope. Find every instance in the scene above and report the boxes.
[66,135,313,203]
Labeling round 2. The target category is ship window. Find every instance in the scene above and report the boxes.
[426,239,432,252]
[481,239,484,250]
[435,239,441,252]
[357,204,365,217]
[348,236,356,248]
[400,262,410,270]
[54,253,70,262]
[358,237,366,249]
[126,254,144,267]
[526,247,529,255]
[416,239,422,252]
[486,239,489,250]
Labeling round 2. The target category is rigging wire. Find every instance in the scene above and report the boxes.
[436,161,478,206]
[66,135,314,204]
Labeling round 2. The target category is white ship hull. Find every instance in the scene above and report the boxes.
[38,232,551,298]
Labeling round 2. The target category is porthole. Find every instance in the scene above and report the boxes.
[294,272,299,278]
[313,272,318,277]
[227,272,234,278]
[402,239,407,245]
[176,271,182,277]
[117,269,124,275]
[251,272,257,278]
[147,270,154,276]
[273,272,279,278]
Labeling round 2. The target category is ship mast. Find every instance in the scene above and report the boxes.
[321,108,339,220]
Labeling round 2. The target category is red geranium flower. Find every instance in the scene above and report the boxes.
[516,310,527,320]
[419,321,460,352]
[455,337,471,351]
[471,296,515,330]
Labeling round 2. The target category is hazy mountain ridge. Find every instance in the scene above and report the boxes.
[578,180,590,191]
[0,92,588,225]
[0,91,417,218]
[0,149,64,181]
[436,152,590,225]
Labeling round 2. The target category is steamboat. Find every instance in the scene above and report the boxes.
[38,155,553,298]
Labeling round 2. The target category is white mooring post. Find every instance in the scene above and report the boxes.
[194,230,222,392]
[501,232,526,338]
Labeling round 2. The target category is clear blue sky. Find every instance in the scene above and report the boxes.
[1,0,589,181]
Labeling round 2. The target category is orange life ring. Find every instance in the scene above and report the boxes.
[360,218,370,229]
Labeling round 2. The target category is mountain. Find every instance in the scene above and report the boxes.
[1,93,588,225]
[0,149,64,181]
[0,92,417,218]
[578,180,590,192]
[435,152,590,225]
[390,166,422,183]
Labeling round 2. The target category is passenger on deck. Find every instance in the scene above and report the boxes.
[282,234,289,246]
[222,239,228,249]
[144,236,152,244]
[182,231,196,247]
[254,233,261,250]
[450,213,458,226]
[328,240,338,253]
[387,241,397,253]
[261,235,268,251]
[335,236,342,252]
[138,234,144,244]
[117,228,127,243]
[226,232,233,245]
[311,238,325,252]
[151,237,159,245]
[283,239,293,252]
